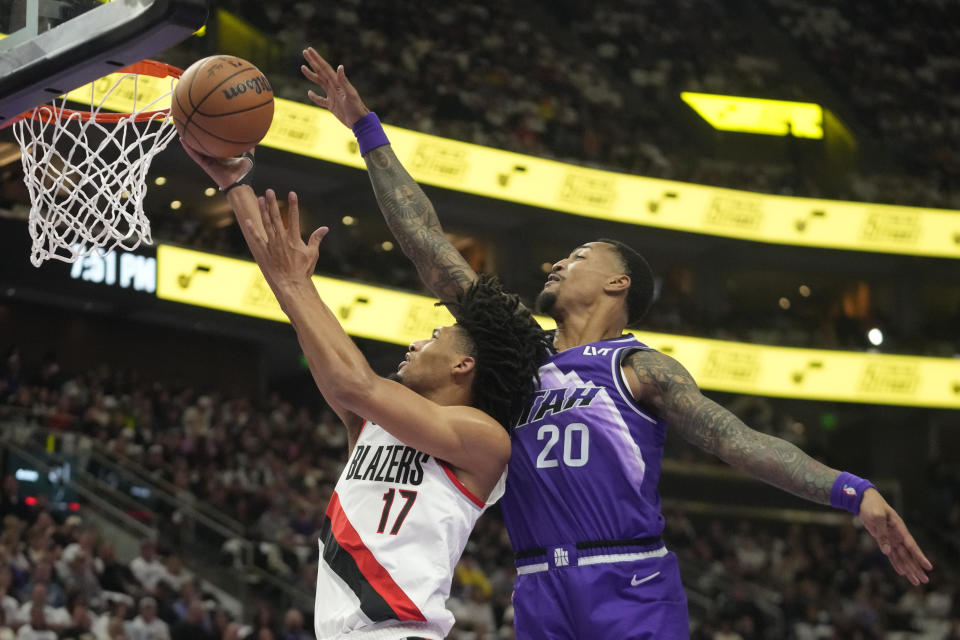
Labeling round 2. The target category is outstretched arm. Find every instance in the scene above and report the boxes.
[622,348,933,586]
[301,48,478,314]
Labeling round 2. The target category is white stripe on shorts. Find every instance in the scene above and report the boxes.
[577,546,668,566]
[516,562,550,575]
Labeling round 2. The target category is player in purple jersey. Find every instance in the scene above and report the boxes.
[302,49,933,639]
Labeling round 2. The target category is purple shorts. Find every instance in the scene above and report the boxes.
[512,546,689,640]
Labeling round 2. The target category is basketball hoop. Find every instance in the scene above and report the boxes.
[11,61,183,266]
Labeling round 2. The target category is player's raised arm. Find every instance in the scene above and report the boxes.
[300,47,479,316]
[621,348,934,587]
[181,140,367,445]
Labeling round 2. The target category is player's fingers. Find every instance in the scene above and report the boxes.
[261,189,282,242]
[286,191,301,239]
[304,48,338,83]
[180,138,213,166]
[300,64,321,84]
[892,518,934,571]
[893,544,923,585]
[308,226,329,253]
[306,89,329,109]
[337,64,354,90]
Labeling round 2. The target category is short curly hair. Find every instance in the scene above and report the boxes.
[451,274,549,430]
[595,238,656,327]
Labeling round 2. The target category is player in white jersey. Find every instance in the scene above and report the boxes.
[182,147,547,639]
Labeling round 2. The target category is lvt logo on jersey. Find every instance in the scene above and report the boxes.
[344,444,430,486]
[582,346,612,356]
[516,385,601,427]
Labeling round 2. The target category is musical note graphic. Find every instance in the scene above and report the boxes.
[338,296,369,320]
[646,191,677,214]
[497,164,527,187]
[791,360,823,384]
[794,209,826,232]
[177,264,211,288]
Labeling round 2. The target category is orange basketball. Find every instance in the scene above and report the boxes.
[171,55,274,158]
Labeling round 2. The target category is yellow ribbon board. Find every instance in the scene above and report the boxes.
[157,245,960,408]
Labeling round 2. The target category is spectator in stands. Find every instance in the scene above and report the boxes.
[0,566,18,626]
[92,600,128,640]
[58,547,103,610]
[0,609,12,640]
[125,598,169,640]
[170,599,212,640]
[447,585,496,638]
[157,557,187,594]
[58,597,95,640]
[128,543,165,596]
[169,582,197,624]
[15,584,68,630]
[276,609,308,640]
[20,532,53,574]
[95,542,137,598]
[0,477,28,524]
[14,606,55,640]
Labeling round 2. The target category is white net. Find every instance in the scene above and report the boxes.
[12,67,179,266]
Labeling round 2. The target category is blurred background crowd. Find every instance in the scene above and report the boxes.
[0,347,958,639]
[1,0,959,638]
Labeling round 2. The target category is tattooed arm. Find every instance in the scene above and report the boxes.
[361,145,479,309]
[622,348,838,502]
[621,348,932,585]
[301,47,477,315]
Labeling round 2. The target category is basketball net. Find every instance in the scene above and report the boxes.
[11,61,182,266]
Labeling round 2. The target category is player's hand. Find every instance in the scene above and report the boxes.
[180,139,254,191]
[241,189,328,291]
[301,47,370,128]
[859,488,933,586]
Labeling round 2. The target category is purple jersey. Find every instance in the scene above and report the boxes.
[501,335,667,552]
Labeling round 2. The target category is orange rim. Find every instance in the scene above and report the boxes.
[15,60,183,125]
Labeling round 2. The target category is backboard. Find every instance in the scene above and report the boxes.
[0,0,207,125]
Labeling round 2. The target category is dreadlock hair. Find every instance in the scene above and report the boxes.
[450,274,550,431]
[596,238,656,327]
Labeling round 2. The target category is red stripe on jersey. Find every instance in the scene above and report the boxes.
[325,491,427,622]
[437,461,485,509]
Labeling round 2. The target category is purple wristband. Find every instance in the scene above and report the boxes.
[351,112,390,156]
[830,472,877,515]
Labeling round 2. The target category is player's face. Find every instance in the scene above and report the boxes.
[536,242,623,317]
[396,325,470,392]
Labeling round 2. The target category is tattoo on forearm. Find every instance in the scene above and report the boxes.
[363,147,476,311]
[626,351,838,505]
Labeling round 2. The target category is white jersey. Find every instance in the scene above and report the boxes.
[315,420,505,640]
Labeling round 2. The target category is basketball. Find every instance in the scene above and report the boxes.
[171,55,274,158]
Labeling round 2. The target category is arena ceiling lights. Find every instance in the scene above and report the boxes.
[680,92,825,139]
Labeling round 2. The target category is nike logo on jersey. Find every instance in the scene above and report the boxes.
[630,571,660,586]
[344,444,430,485]
[516,385,601,426]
